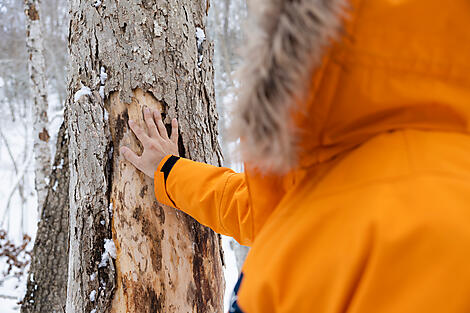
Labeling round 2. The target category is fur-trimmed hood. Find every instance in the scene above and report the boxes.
[232,0,470,174]
[231,0,346,173]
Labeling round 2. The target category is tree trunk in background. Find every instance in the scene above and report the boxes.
[24,0,51,212]
[21,122,70,313]
[66,0,224,312]
[210,0,249,272]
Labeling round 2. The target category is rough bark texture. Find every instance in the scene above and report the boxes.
[66,0,224,312]
[24,0,51,212]
[21,122,70,313]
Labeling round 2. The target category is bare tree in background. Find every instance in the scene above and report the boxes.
[0,0,67,232]
[24,0,51,212]
[0,0,69,307]
[66,0,224,312]
[21,123,70,313]
[209,0,249,273]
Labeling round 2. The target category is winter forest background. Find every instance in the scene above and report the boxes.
[0,0,247,311]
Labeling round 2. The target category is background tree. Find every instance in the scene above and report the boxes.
[66,0,224,312]
[0,0,67,307]
[21,123,70,313]
[24,0,51,212]
[208,0,249,273]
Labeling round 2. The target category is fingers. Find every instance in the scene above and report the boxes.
[120,146,141,167]
[143,107,158,138]
[170,118,178,144]
[128,119,150,145]
[153,109,169,140]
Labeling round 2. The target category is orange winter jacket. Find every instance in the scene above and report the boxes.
[154,0,470,312]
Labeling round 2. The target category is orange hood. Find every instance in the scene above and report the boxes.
[234,0,470,172]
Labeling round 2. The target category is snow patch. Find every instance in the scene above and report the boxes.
[104,238,116,259]
[154,21,163,37]
[99,86,105,99]
[108,202,113,218]
[74,86,92,102]
[196,27,205,49]
[99,67,107,99]
[100,67,108,84]
[90,272,96,281]
[196,27,205,69]
[98,238,116,268]
[53,158,64,170]
[92,0,101,7]
[52,180,58,191]
[103,108,109,122]
[89,290,96,302]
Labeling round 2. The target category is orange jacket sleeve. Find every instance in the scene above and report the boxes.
[154,155,255,246]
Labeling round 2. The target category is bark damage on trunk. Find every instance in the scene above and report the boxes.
[67,0,224,312]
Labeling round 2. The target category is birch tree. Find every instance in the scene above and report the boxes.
[24,0,51,211]
[66,0,224,312]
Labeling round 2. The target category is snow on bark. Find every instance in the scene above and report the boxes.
[25,0,51,213]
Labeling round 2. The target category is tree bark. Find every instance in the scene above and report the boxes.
[66,0,224,312]
[21,122,70,313]
[24,0,51,212]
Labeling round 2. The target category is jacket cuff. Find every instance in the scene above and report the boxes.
[154,155,180,208]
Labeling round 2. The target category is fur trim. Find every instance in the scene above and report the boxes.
[231,0,347,173]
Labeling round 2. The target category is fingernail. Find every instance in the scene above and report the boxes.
[144,107,149,114]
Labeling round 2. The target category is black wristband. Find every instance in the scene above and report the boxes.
[160,155,180,184]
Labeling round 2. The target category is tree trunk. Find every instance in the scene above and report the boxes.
[66,1,224,312]
[21,122,70,313]
[24,0,51,212]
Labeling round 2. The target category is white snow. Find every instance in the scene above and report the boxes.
[195,27,205,49]
[222,236,239,312]
[52,180,58,191]
[99,86,105,99]
[108,202,113,218]
[92,0,101,8]
[90,309,96,313]
[90,272,96,281]
[89,290,97,302]
[100,67,107,85]
[154,21,163,37]
[73,86,92,102]
[98,238,116,268]
[99,67,107,99]
[104,238,116,259]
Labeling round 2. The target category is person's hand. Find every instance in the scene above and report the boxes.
[120,106,179,178]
